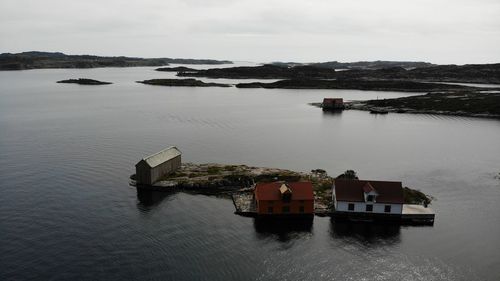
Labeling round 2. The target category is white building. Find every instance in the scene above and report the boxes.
[333,179,404,214]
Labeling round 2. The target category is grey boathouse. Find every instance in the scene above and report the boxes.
[135,146,182,185]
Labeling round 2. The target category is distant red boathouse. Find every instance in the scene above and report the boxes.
[322,98,344,110]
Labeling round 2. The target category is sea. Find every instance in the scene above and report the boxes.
[1,63,499,280]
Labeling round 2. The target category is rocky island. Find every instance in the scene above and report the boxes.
[178,64,337,79]
[344,91,500,119]
[56,78,112,85]
[236,79,480,92]
[137,78,231,87]
[130,163,433,213]
[307,60,436,70]
[176,62,500,84]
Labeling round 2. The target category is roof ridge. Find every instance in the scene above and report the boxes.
[143,146,179,161]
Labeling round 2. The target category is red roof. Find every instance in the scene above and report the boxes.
[255,182,314,201]
[323,98,343,104]
[334,179,404,204]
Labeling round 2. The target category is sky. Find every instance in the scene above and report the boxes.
[1,0,499,64]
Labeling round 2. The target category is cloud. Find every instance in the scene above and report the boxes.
[1,0,499,63]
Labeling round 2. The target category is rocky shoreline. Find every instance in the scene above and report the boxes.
[130,163,433,212]
[319,91,500,119]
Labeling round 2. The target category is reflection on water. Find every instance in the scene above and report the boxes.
[136,188,174,210]
[2,66,500,280]
[253,217,313,242]
[330,219,401,245]
[322,109,344,117]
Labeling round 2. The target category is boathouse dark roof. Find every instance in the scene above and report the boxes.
[255,182,314,201]
[334,179,404,204]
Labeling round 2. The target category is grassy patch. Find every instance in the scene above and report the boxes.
[254,172,302,183]
[207,166,223,175]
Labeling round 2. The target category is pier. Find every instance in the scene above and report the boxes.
[401,204,435,224]
[231,192,257,216]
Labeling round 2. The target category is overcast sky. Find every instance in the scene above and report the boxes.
[1,0,499,64]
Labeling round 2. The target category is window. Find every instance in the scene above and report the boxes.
[268,207,273,214]
[299,206,305,213]
[367,195,374,202]
[384,205,391,213]
[282,206,290,213]
[366,204,373,212]
[348,203,355,211]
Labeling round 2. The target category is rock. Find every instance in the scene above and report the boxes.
[57,78,112,85]
[137,78,231,87]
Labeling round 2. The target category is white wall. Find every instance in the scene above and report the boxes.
[336,201,402,214]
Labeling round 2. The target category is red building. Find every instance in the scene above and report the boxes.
[322,98,344,110]
[254,182,314,215]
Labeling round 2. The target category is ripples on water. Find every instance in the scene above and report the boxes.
[1,66,499,280]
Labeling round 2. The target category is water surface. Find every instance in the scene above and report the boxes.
[1,66,499,280]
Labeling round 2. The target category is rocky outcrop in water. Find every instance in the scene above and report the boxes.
[155,66,198,72]
[137,78,231,87]
[57,78,112,85]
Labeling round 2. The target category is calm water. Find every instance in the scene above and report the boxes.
[1,65,499,281]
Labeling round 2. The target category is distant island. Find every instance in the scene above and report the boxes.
[273,60,436,70]
[57,78,112,85]
[137,78,231,87]
[346,91,500,119]
[177,63,500,84]
[0,51,232,70]
[156,66,198,72]
[236,79,481,92]
[178,64,337,79]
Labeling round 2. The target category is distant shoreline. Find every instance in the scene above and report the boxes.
[0,51,233,71]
